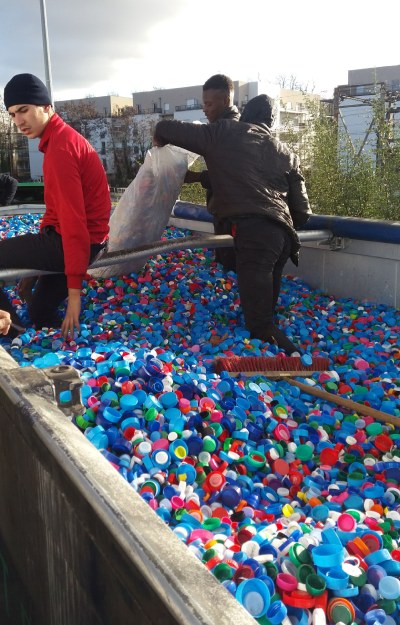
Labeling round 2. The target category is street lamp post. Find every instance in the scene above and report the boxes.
[39,0,54,105]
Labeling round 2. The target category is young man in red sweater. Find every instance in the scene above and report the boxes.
[1,73,111,339]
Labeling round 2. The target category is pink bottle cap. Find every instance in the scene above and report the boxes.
[337,512,357,532]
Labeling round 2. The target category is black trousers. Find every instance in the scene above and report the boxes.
[233,216,292,339]
[0,227,103,329]
[213,216,236,272]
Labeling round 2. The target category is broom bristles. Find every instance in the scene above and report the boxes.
[215,355,330,374]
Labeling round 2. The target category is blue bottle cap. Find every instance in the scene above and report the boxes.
[120,394,139,411]
[151,449,171,470]
[176,463,196,484]
[85,426,108,449]
[147,377,164,393]
[311,504,330,522]
[355,590,376,613]
[103,406,121,424]
[265,600,287,625]
[143,394,162,411]
[378,575,400,600]
[332,584,359,598]
[380,559,400,575]
[220,485,242,509]
[343,494,364,510]
[365,608,387,625]
[113,436,133,454]
[169,438,188,461]
[101,449,120,465]
[365,549,392,566]
[312,543,344,568]
[164,407,182,421]
[367,564,387,588]
[105,425,119,446]
[222,580,236,596]
[235,578,270,618]
[317,566,349,591]
[160,391,178,408]
[321,528,342,547]
[287,607,310,625]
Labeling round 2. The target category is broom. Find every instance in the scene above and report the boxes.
[214,355,400,428]
[214,354,331,378]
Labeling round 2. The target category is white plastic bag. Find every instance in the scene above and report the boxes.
[90,145,198,278]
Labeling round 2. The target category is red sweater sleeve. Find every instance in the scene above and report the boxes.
[40,115,110,290]
[47,147,90,289]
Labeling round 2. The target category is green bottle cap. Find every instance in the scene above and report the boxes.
[295,444,313,461]
[213,562,233,581]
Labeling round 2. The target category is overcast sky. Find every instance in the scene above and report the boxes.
[1,0,399,103]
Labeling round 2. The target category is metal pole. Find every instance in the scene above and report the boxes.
[39,0,54,105]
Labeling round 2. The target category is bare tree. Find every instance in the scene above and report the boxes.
[0,95,30,179]
[57,102,157,187]
[109,106,139,186]
[57,99,101,141]
[276,74,315,93]
[0,101,12,173]
[133,114,157,163]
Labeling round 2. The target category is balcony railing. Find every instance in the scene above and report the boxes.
[135,107,162,115]
[175,104,203,111]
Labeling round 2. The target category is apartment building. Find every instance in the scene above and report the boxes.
[27,95,136,184]
[277,89,321,157]
[131,81,263,122]
[12,81,322,183]
[55,95,134,118]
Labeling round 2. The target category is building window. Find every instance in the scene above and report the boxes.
[101,141,106,155]
[186,98,199,109]
[102,159,107,171]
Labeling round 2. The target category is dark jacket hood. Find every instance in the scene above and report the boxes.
[240,94,274,127]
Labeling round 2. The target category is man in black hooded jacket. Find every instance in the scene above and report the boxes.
[154,94,311,354]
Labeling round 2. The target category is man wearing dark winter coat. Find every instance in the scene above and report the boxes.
[153,94,311,354]
[0,173,18,206]
[185,74,239,271]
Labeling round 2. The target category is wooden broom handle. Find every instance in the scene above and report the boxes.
[287,379,400,428]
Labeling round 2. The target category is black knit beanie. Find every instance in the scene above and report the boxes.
[240,94,275,128]
[4,73,52,109]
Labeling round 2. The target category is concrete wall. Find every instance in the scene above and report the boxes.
[288,237,400,308]
[171,203,400,309]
